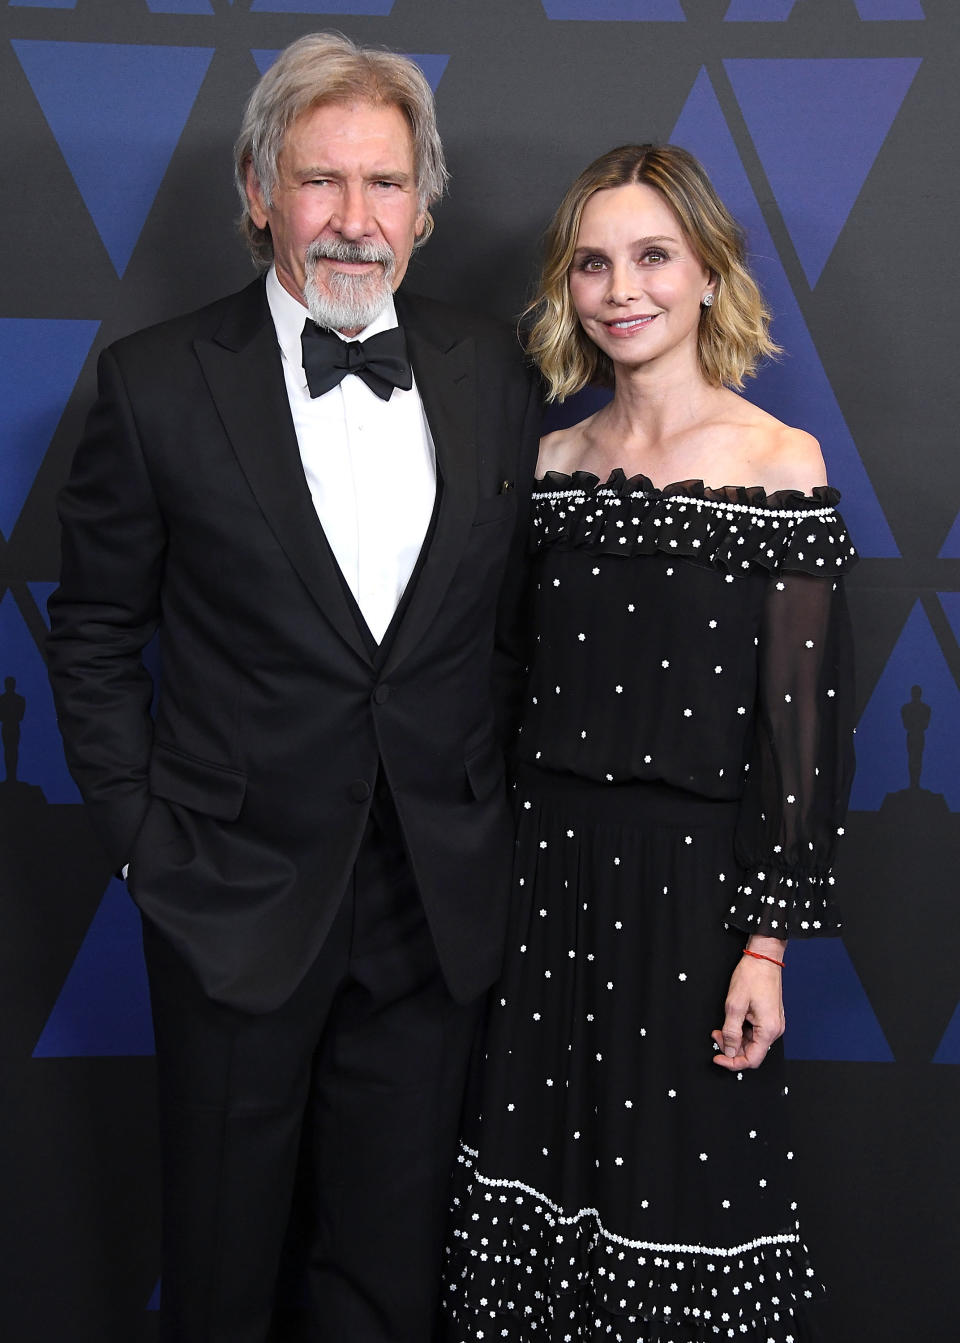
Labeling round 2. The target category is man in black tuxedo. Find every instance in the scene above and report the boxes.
[47,33,539,1343]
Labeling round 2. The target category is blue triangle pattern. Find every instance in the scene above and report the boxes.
[725,59,921,287]
[147,0,214,13]
[12,41,214,276]
[406,55,450,94]
[147,1278,162,1311]
[26,583,58,630]
[250,0,394,13]
[783,939,894,1062]
[0,319,100,539]
[0,591,79,802]
[855,0,925,17]
[252,49,449,93]
[938,511,960,557]
[541,1,684,15]
[939,591,960,645]
[671,68,897,556]
[33,878,155,1057]
[933,1000,960,1064]
[850,601,960,811]
[251,50,280,77]
[725,0,795,18]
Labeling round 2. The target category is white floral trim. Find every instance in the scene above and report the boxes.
[532,485,841,525]
[456,1144,801,1257]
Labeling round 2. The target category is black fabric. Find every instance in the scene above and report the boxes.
[520,471,857,936]
[46,277,542,1012]
[443,473,857,1342]
[301,320,413,401]
[46,273,541,1341]
[145,801,482,1343]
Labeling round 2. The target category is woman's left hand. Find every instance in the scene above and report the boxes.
[711,937,787,1070]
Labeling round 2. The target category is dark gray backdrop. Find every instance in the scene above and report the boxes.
[1,2,958,1340]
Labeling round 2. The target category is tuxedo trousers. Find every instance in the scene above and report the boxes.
[142,784,483,1343]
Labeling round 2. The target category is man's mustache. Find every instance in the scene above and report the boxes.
[306,238,395,268]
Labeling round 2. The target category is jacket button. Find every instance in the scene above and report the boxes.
[348,780,371,803]
[373,684,390,705]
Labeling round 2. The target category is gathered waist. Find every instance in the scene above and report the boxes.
[514,762,739,830]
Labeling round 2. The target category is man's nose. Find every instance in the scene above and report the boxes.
[331,183,372,238]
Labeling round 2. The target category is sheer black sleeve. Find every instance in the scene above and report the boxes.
[729,547,857,938]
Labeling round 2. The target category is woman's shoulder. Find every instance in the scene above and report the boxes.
[722,397,826,495]
[537,417,597,478]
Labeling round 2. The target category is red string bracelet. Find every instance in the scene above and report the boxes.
[742,948,785,969]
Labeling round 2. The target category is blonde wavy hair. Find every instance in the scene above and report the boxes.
[526,144,780,400]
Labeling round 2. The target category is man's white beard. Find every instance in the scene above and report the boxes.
[302,238,396,333]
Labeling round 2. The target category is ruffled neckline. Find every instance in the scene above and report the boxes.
[530,466,857,576]
[535,467,841,511]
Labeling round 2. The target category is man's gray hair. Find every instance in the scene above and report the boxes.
[234,32,449,269]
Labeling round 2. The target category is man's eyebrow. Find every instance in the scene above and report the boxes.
[293,165,414,183]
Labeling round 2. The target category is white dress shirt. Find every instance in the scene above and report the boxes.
[266,266,437,644]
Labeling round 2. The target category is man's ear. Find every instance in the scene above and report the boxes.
[245,160,270,230]
[414,206,435,247]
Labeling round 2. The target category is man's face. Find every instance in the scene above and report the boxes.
[246,99,426,335]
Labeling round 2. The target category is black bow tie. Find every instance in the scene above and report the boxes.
[300,320,413,402]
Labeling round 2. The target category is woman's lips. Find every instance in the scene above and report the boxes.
[602,314,658,334]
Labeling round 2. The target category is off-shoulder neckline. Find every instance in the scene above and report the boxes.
[534,467,839,509]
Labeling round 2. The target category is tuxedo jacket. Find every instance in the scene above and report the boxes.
[47,276,541,1013]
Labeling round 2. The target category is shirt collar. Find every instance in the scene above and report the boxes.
[265,265,400,388]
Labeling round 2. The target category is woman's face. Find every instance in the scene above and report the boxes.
[568,181,714,378]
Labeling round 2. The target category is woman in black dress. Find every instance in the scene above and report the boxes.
[443,145,856,1342]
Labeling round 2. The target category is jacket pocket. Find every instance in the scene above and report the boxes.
[149,742,246,820]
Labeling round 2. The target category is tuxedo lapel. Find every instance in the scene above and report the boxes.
[194,281,371,664]
[383,301,478,675]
